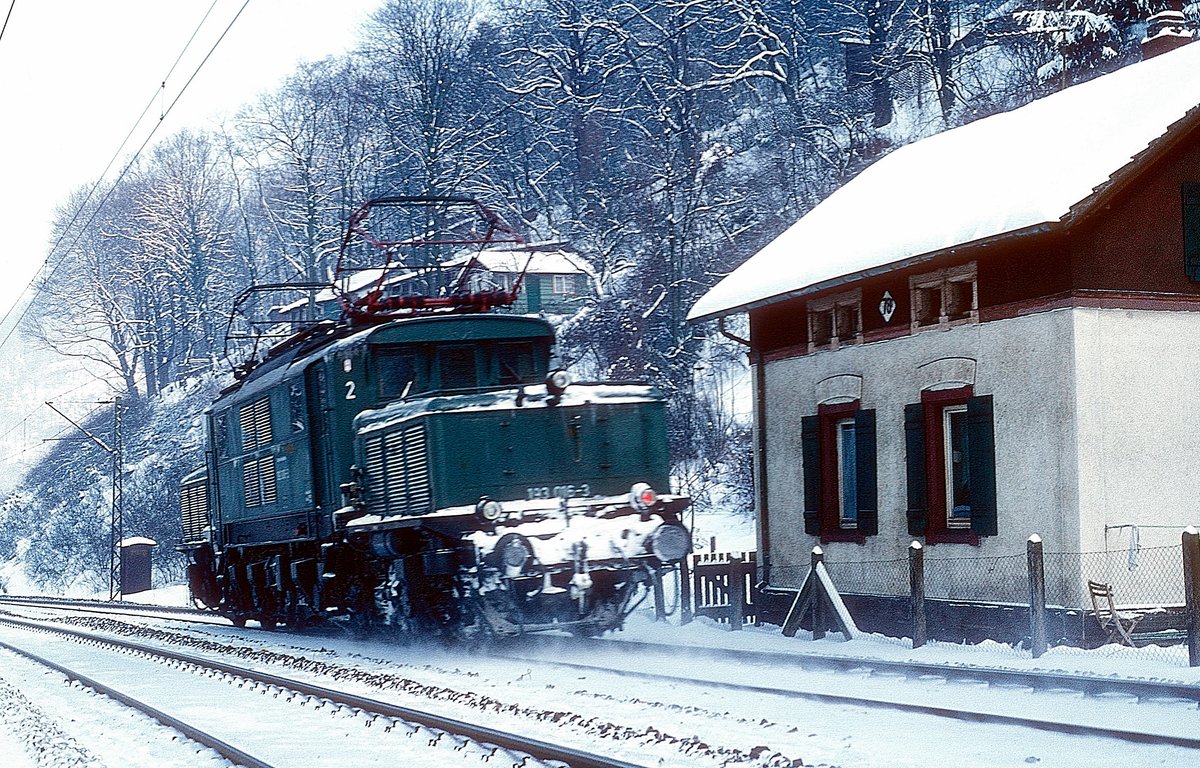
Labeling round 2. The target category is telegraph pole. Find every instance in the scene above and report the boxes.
[45,397,124,601]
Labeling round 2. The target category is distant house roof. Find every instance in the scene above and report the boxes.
[450,246,593,276]
[689,41,1200,322]
[271,245,593,315]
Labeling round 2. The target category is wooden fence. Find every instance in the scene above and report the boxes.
[682,550,757,628]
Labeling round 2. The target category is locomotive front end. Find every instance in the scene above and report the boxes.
[345,377,690,636]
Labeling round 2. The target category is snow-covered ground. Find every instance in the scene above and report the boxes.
[0,584,1197,767]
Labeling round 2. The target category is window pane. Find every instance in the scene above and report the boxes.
[914,285,941,326]
[497,342,536,385]
[378,349,424,398]
[945,280,974,320]
[837,419,858,528]
[836,303,860,340]
[944,406,971,527]
[438,345,479,390]
[810,308,833,346]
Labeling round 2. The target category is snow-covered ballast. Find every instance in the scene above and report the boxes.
[341,381,689,635]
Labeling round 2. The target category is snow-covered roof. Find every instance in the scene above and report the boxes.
[118,537,157,548]
[689,41,1200,322]
[449,247,591,276]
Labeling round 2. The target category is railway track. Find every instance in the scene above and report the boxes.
[0,613,645,768]
[492,634,1200,749]
[0,636,273,767]
[0,594,221,625]
[7,595,1200,760]
[567,635,1200,704]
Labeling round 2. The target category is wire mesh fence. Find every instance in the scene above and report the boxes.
[1046,546,1184,607]
[822,557,909,597]
[741,536,1197,666]
[1042,544,1188,664]
[922,551,1028,603]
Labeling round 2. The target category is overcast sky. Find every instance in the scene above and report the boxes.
[0,0,382,482]
[0,0,382,328]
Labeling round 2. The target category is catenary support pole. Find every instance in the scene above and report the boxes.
[1183,527,1200,667]
[45,398,123,601]
[909,540,927,649]
[1027,534,1047,658]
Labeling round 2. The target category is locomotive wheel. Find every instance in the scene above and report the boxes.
[374,560,416,638]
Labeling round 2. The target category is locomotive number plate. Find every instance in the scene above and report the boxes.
[527,484,591,500]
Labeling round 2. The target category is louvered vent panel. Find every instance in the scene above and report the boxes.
[401,424,431,513]
[364,435,386,515]
[384,431,407,514]
[181,483,209,540]
[362,423,431,517]
[239,398,272,451]
[254,399,273,446]
[259,458,278,505]
[243,461,261,507]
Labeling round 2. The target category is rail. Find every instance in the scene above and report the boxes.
[0,613,645,768]
[0,637,274,768]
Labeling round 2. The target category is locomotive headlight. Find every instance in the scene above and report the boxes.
[495,532,533,576]
[476,497,503,523]
[545,368,572,396]
[648,523,690,563]
[629,482,658,511]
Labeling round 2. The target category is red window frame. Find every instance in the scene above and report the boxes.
[818,400,864,544]
[921,386,980,545]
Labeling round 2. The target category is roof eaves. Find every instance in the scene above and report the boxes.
[1063,102,1200,227]
[687,221,1060,323]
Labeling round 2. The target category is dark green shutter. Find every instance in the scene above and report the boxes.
[1183,182,1200,281]
[967,395,998,536]
[855,408,878,536]
[904,403,927,537]
[525,274,542,312]
[801,415,821,535]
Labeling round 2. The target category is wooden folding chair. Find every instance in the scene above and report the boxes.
[1086,580,1142,646]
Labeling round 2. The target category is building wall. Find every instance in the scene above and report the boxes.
[1073,307,1200,552]
[761,304,1200,607]
[762,308,1081,602]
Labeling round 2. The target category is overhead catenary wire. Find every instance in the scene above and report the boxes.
[0,1,15,48]
[0,0,251,356]
[0,0,223,343]
[0,1,693,383]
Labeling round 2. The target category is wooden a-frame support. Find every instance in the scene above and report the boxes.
[781,548,859,641]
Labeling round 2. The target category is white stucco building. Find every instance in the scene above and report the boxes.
[689,40,1200,609]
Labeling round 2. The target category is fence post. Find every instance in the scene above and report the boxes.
[728,554,744,631]
[1027,534,1047,658]
[1183,527,1200,667]
[652,567,666,621]
[679,555,693,625]
[811,546,825,640]
[909,540,927,649]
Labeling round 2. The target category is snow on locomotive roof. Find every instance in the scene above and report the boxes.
[688,41,1200,322]
[354,382,664,435]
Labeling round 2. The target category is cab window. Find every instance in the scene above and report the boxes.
[378,348,426,398]
[497,342,538,385]
[438,345,479,390]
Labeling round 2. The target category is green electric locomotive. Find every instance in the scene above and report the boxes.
[178,198,689,637]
